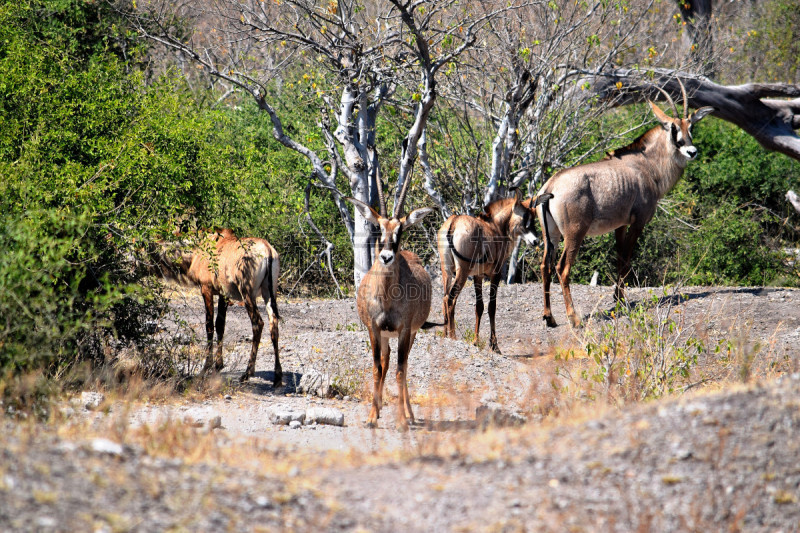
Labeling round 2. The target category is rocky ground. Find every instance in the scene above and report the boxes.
[1,282,799,531]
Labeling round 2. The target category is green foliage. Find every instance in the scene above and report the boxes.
[0,0,240,380]
[740,0,800,83]
[563,288,707,403]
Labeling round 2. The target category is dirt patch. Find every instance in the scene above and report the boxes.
[2,282,799,531]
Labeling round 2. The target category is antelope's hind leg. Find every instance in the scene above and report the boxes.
[541,239,558,328]
[445,268,470,340]
[557,234,585,328]
[214,296,228,371]
[201,286,216,374]
[241,292,264,382]
[262,286,281,387]
[472,275,485,346]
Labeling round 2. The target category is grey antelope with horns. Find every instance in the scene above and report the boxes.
[150,228,281,384]
[346,163,435,431]
[437,189,553,352]
[537,82,715,328]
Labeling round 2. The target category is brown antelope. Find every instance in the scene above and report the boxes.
[437,189,552,352]
[347,169,434,431]
[151,228,281,384]
[536,83,715,327]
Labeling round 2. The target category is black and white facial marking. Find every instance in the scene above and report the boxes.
[513,195,552,246]
[671,121,697,160]
[378,220,403,266]
[518,208,539,245]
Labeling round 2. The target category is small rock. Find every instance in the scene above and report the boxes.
[476,402,527,428]
[255,496,271,508]
[298,368,334,398]
[269,407,306,426]
[306,407,345,427]
[289,420,302,429]
[224,395,233,401]
[81,392,105,411]
[36,517,57,529]
[90,438,123,456]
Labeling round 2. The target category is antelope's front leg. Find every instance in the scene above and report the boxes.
[614,227,627,302]
[487,274,501,353]
[395,330,413,432]
[366,327,383,428]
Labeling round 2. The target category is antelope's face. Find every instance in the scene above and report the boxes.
[669,118,702,161]
[346,197,435,270]
[377,218,403,267]
[649,101,715,163]
[511,193,553,246]
[511,203,539,246]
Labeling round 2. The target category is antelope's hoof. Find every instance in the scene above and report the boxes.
[239,370,254,383]
[273,371,283,388]
[569,316,583,329]
[214,360,224,372]
[396,420,409,432]
[365,420,378,429]
[543,315,558,328]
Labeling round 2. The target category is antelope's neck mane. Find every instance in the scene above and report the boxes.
[603,127,662,160]
[480,197,515,230]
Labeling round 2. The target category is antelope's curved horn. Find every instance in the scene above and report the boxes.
[375,155,387,218]
[653,85,679,118]
[394,170,412,218]
[677,77,689,119]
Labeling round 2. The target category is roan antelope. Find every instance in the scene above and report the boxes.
[150,228,281,384]
[537,83,715,327]
[347,169,434,431]
[437,189,552,352]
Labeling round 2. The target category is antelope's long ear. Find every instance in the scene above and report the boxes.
[401,207,434,230]
[532,193,554,208]
[511,188,528,216]
[648,100,672,127]
[345,197,381,226]
[690,106,716,125]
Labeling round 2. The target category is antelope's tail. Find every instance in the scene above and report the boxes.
[421,321,445,330]
[539,193,555,268]
[266,253,280,320]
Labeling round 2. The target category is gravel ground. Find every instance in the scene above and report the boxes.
[2,282,799,531]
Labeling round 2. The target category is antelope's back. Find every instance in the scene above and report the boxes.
[437,215,498,276]
[538,161,652,237]
[216,237,278,301]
